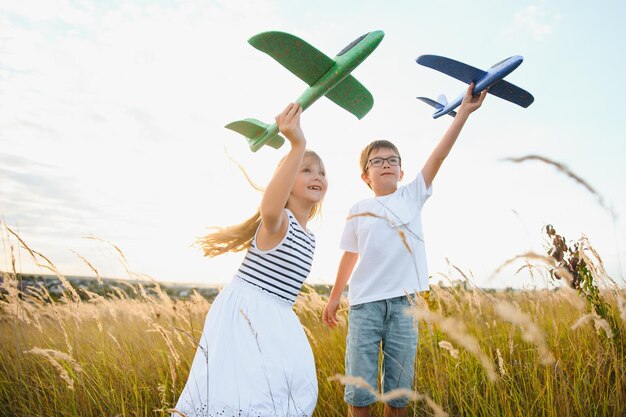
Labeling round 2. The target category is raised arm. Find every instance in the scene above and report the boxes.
[259,103,307,236]
[422,83,487,188]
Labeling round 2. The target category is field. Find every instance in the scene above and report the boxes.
[1,226,625,417]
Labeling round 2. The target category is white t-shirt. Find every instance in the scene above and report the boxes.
[340,171,433,305]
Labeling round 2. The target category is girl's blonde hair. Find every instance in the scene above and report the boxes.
[198,150,324,258]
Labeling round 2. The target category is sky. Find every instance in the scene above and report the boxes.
[2,0,625,289]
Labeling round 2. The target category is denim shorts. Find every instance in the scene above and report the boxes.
[344,294,418,408]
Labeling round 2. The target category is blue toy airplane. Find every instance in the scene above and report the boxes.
[416,55,534,118]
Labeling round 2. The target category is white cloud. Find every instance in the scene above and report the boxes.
[503,3,560,41]
[0,0,96,27]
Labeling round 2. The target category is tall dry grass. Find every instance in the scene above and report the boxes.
[1,224,625,416]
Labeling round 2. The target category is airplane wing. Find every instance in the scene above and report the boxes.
[325,75,373,119]
[487,79,535,108]
[417,55,486,84]
[416,97,457,117]
[225,118,285,149]
[249,31,373,119]
[249,31,335,86]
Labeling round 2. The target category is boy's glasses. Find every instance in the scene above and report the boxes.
[367,156,401,169]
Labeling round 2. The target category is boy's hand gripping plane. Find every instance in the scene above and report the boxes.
[416,55,534,118]
[226,31,384,152]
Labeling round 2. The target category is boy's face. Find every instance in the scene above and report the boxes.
[361,147,403,196]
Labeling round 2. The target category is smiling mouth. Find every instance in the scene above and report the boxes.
[307,185,322,191]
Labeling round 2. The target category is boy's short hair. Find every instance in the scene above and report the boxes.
[360,139,401,175]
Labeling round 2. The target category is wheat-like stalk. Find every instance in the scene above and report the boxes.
[407,305,497,382]
[438,340,460,359]
[618,296,626,322]
[70,249,102,285]
[495,302,555,365]
[328,374,448,417]
[24,347,82,390]
[502,154,615,218]
[496,348,506,377]
[346,212,412,254]
[571,313,614,338]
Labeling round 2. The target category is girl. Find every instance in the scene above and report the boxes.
[174,103,327,417]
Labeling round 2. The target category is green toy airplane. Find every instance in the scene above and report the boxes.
[226,30,384,152]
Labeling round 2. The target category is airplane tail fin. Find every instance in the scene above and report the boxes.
[225,119,285,152]
[416,96,457,118]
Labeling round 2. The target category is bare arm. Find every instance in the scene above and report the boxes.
[322,251,359,328]
[259,103,306,237]
[422,83,487,188]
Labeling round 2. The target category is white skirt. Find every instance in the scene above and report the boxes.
[173,277,318,417]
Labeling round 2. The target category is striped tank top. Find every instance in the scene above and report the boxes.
[235,209,316,304]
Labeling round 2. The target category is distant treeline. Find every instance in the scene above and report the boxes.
[0,273,340,303]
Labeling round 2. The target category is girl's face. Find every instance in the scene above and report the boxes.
[291,155,328,205]
[361,147,403,196]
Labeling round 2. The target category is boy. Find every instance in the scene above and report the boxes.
[323,84,487,417]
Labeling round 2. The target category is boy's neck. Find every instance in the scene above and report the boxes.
[372,184,398,197]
